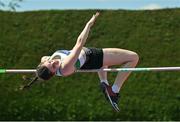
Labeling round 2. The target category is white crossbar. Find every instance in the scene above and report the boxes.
[1,67,180,74]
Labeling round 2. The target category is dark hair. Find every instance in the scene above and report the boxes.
[36,65,54,80]
[20,65,54,90]
[20,76,38,90]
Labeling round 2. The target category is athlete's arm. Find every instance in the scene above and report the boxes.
[61,12,99,75]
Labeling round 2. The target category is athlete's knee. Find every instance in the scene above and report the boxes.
[130,52,139,63]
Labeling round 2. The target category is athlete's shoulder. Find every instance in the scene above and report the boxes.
[55,50,71,55]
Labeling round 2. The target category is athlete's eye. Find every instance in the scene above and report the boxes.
[48,60,52,63]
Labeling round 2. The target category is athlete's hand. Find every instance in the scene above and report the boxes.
[87,12,100,27]
[41,56,50,63]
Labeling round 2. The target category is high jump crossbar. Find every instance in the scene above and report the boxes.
[1,67,180,74]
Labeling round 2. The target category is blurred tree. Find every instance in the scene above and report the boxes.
[0,0,23,11]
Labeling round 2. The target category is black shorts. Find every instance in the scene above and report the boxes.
[80,47,104,69]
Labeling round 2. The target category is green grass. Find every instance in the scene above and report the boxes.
[0,9,180,120]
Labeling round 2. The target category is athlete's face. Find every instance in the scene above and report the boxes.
[42,59,60,73]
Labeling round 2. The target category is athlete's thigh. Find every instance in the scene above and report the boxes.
[102,48,138,66]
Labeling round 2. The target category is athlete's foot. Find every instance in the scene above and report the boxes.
[100,82,120,112]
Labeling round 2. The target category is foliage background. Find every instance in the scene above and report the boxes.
[0,9,180,120]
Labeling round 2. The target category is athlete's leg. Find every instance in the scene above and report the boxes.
[98,66,109,85]
[102,48,139,93]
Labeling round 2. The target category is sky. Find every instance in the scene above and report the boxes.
[1,0,180,11]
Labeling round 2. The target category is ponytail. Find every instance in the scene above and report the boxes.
[20,76,38,90]
[20,62,54,90]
